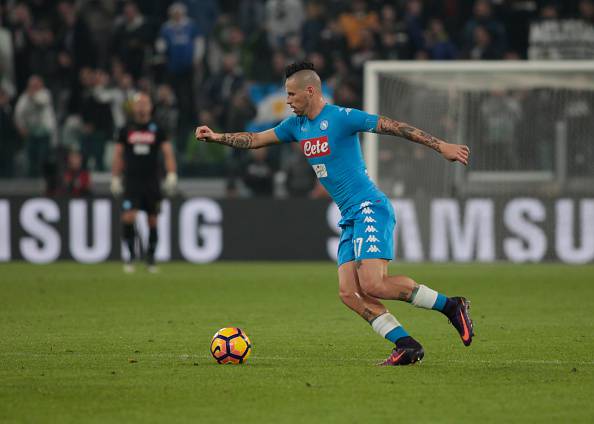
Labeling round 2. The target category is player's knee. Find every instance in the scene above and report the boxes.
[338,288,358,308]
[122,211,136,223]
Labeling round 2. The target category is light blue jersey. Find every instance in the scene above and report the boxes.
[273,104,385,213]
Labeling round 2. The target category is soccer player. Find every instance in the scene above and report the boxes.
[111,93,177,273]
[195,62,473,365]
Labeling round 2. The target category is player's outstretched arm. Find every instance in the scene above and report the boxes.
[195,126,280,149]
[375,116,470,166]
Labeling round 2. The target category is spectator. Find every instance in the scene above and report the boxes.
[350,29,379,73]
[579,0,594,22]
[479,90,523,170]
[539,3,559,20]
[0,5,16,98]
[207,24,249,77]
[8,3,34,93]
[339,0,379,50]
[301,1,327,54]
[153,84,179,144]
[379,3,398,33]
[112,1,153,81]
[110,76,132,131]
[333,80,361,109]
[182,0,219,37]
[14,75,57,177]
[223,87,256,134]
[28,20,59,93]
[404,0,427,57]
[267,50,289,83]
[156,2,203,142]
[306,51,331,81]
[224,88,257,196]
[0,87,19,177]
[75,68,114,171]
[425,18,458,60]
[55,1,96,77]
[284,34,305,63]
[61,148,91,196]
[318,17,349,62]
[265,0,305,48]
[377,4,411,59]
[310,180,330,199]
[241,148,276,197]
[203,53,245,130]
[462,0,507,58]
[284,143,317,197]
[466,25,501,60]
[238,0,265,37]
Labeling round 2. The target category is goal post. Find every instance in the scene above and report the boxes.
[363,61,594,197]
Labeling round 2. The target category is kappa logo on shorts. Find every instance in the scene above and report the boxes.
[364,226,378,233]
[301,136,330,158]
[360,201,372,208]
[363,216,376,223]
[366,235,380,243]
[367,245,381,253]
[362,207,374,215]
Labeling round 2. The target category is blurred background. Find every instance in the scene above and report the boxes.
[1,0,593,264]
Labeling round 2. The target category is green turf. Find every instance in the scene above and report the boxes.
[1,262,593,423]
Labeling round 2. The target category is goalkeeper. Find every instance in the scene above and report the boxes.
[111,93,177,273]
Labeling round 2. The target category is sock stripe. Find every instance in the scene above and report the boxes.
[433,293,448,311]
[370,312,409,343]
[385,326,409,344]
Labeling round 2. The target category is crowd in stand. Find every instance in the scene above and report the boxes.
[0,0,593,196]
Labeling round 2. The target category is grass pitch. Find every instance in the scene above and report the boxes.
[1,262,593,423]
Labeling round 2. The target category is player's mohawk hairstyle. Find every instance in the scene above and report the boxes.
[285,62,316,79]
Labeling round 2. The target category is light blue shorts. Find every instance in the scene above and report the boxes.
[337,197,395,266]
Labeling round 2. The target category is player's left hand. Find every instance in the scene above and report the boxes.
[441,143,470,166]
[163,172,178,196]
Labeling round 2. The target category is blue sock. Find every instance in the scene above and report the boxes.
[385,326,409,344]
[371,313,409,344]
[432,293,448,311]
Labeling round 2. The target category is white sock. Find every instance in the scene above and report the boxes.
[370,312,409,343]
[410,284,438,309]
[371,312,401,338]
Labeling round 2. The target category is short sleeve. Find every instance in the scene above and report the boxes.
[156,127,167,146]
[341,108,379,135]
[117,128,127,145]
[273,117,299,143]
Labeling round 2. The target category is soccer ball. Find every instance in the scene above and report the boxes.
[210,327,252,364]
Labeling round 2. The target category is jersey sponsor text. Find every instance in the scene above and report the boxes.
[301,136,330,158]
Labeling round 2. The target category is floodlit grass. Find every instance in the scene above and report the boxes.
[1,262,593,423]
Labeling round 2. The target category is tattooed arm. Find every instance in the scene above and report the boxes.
[195,126,280,149]
[375,116,470,165]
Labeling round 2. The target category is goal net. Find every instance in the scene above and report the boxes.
[363,61,594,197]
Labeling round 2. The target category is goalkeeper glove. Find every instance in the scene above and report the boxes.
[110,175,123,196]
[163,172,177,196]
